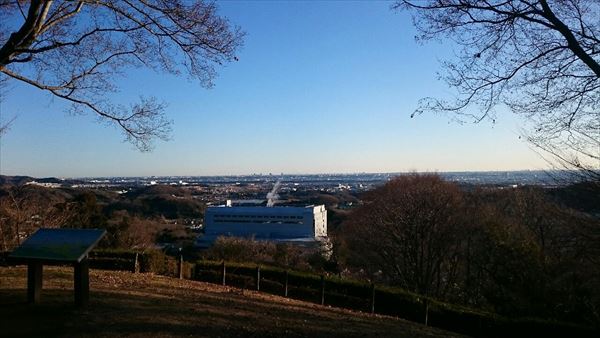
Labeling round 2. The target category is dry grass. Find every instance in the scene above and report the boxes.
[0,266,465,337]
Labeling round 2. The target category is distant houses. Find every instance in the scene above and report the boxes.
[25,181,61,188]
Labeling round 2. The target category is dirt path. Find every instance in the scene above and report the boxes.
[0,266,465,337]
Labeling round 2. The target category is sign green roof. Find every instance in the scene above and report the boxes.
[10,228,106,263]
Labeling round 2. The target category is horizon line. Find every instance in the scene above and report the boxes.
[0,169,568,180]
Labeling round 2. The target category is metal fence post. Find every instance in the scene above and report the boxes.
[222,261,226,286]
[284,270,289,297]
[179,254,183,279]
[320,274,325,305]
[134,252,140,273]
[256,265,261,291]
[425,299,429,326]
[370,283,375,314]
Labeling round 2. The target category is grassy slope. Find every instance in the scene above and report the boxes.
[0,266,464,338]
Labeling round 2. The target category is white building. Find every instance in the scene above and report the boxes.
[198,204,327,247]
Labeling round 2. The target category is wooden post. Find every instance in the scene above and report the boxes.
[27,262,43,304]
[74,258,89,307]
[284,270,289,297]
[221,261,226,286]
[256,265,261,291]
[320,274,325,305]
[178,255,183,279]
[370,283,375,314]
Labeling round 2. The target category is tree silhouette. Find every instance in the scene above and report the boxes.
[397,0,599,180]
[0,1,244,150]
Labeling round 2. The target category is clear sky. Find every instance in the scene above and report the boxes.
[0,1,548,178]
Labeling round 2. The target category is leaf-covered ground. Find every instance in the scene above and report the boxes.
[0,266,464,337]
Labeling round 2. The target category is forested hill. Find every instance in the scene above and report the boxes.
[0,175,63,186]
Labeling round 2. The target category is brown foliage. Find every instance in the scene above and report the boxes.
[0,185,74,250]
[341,175,600,324]
[105,210,159,250]
[203,236,317,271]
[343,174,466,298]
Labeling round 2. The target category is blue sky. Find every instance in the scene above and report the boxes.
[0,1,546,177]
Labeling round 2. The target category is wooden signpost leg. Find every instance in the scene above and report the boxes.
[27,262,43,304]
[74,258,89,307]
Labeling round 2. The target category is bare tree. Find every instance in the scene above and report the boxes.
[0,184,75,250]
[0,115,16,136]
[0,1,243,150]
[0,71,15,136]
[396,0,599,181]
[343,174,466,298]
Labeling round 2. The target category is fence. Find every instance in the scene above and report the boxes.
[1,250,596,337]
[87,253,597,338]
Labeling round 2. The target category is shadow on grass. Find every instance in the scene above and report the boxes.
[0,287,451,338]
[0,266,457,338]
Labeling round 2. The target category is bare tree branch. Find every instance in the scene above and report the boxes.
[0,115,16,136]
[397,0,599,180]
[0,0,244,150]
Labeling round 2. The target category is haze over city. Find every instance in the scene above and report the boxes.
[0,1,548,178]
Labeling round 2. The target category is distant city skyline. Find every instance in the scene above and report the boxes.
[1,169,556,180]
[0,1,549,177]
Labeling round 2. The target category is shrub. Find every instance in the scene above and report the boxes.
[138,249,177,275]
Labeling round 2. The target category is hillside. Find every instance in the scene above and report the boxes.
[0,175,64,186]
[0,266,462,338]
